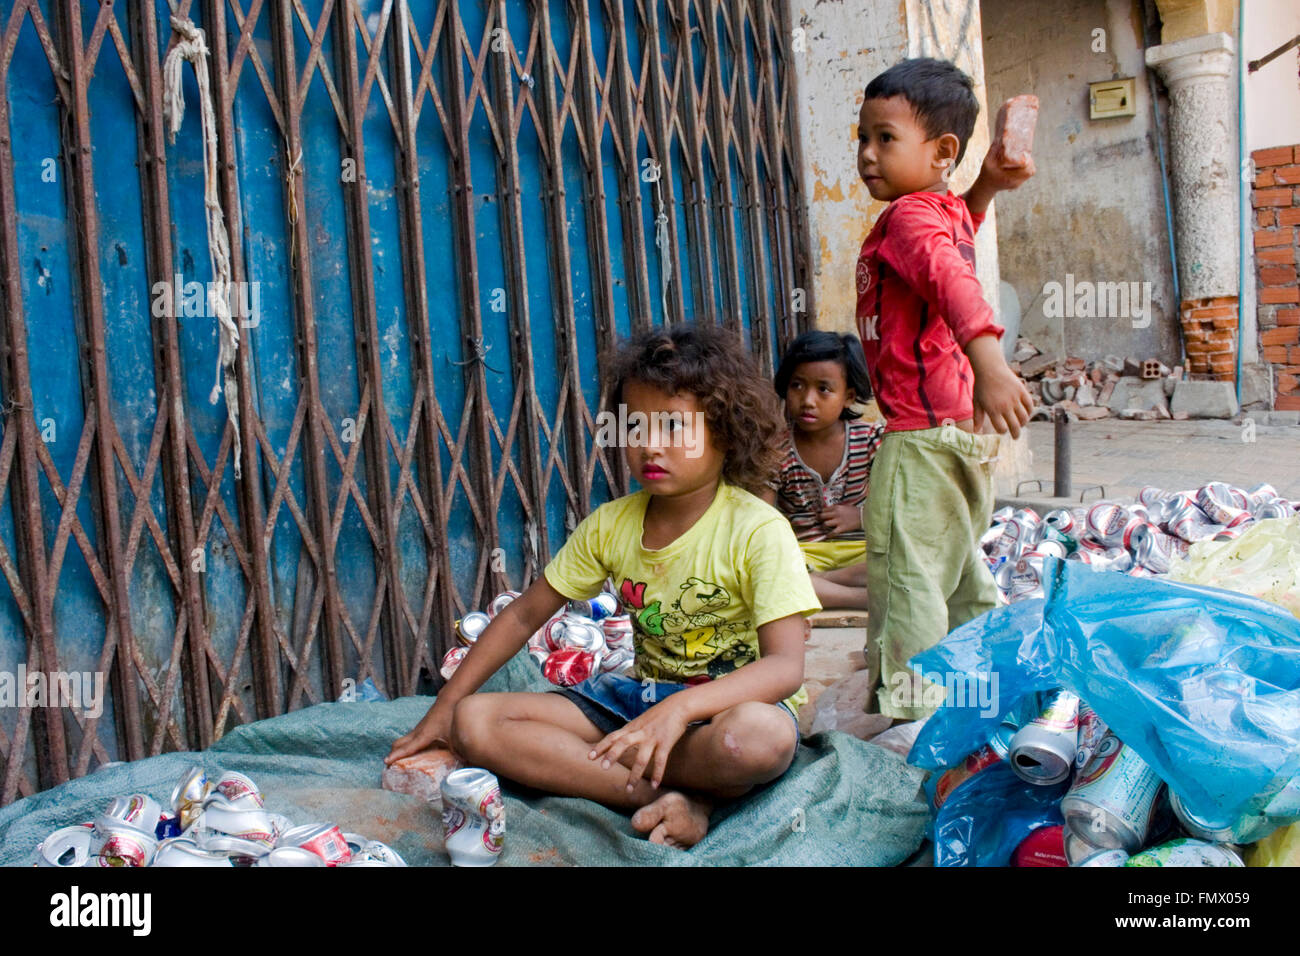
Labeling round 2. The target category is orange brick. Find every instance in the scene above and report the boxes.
[1256,169,1277,188]
[1211,316,1239,330]
[1186,340,1214,355]
[1190,305,1236,319]
[1276,165,1300,185]
[1279,373,1299,393]
[1261,287,1300,304]
[1291,345,1300,364]
[1261,265,1298,285]
[1262,345,1290,362]
[1254,188,1294,207]
[1278,308,1300,326]
[1261,326,1300,346]
[1207,329,1236,346]
[1257,209,1277,228]
[1276,395,1300,411]
[1257,229,1292,248]
[1258,246,1297,264]
[1253,146,1294,167]
[1279,207,1300,226]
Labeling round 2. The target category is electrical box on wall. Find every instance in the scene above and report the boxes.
[1089,78,1137,119]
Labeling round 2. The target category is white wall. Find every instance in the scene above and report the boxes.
[1244,0,1300,153]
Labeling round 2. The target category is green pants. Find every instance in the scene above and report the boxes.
[864,425,1001,720]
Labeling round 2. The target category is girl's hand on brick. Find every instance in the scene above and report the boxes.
[387,702,455,765]
[588,696,691,791]
[818,503,863,535]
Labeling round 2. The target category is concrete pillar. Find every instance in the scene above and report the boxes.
[1146,31,1240,380]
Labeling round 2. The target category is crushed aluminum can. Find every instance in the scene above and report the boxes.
[281,823,353,866]
[991,506,1015,525]
[567,592,620,621]
[456,611,492,646]
[543,648,597,686]
[600,614,635,650]
[256,845,326,868]
[1125,838,1243,868]
[526,633,550,666]
[556,618,605,662]
[104,793,163,836]
[152,837,235,868]
[1169,791,1239,844]
[90,818,158,867]
[1075,848,1130,867]
[1034,539,1069,560]
[170,764,210,829]
[487,590,521,619]
[1196,483,1251,528]
[599,646,636,676]
[1061,731,1162,853]
[1130,523,1187,574]
[1253,500,1292,521]
[343,840,408,867]
[1043,507,1077,536]
[541,615,570,652]
[154,813,182,841]
[1012,824,1068,867]
[980,522,1007,553]
[1000,553,1046,603]
[1086,502,1144,550]
[1246,482,1278,504]
[441,645,469,681]
[1010,690,1079,786]
[36,824,96,868]
[1074,701,1109,772]
[211,771,264,810]
[1167,501,1223,543]
[195,802,279,850]
[441,767,505,867]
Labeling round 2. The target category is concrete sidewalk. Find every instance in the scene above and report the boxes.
[999,419,1300,511]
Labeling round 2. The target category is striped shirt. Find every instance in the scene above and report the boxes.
[773,419,885,542]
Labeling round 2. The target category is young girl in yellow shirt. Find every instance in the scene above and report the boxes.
[387,324,820,849]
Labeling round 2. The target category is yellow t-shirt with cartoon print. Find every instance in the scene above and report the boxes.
[543,481,821,712]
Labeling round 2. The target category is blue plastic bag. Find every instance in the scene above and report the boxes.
[908,559,1300,842]
[933,762,1067,866]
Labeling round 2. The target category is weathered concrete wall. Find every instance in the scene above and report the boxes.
[788,0,998,335]
[981,0,1180,365]
[787,1,910,335]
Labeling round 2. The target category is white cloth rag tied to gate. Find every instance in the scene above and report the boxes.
[162,15,242,479]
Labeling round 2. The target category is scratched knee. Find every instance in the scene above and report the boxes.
[712,702,797,782]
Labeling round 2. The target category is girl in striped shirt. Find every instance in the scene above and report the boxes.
[763,331,884,609]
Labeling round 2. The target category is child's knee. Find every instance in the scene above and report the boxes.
[449,695,497,762]
[711,702,798,781]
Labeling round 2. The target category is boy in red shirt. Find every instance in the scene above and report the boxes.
[855,58,1034,721]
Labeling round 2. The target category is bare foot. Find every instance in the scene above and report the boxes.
[631,791,712,849]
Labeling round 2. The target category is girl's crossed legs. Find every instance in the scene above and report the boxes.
[450,692,798,849]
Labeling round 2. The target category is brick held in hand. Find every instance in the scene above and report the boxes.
[993,95,1039,168]
[381,747,464,802]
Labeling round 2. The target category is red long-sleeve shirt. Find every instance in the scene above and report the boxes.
[855,190,1004,433]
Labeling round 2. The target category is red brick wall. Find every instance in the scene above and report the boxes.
[1180,296,1238,381]
[1254,145,1300,411]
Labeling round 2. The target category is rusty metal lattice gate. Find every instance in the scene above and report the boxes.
[0,0,813,803]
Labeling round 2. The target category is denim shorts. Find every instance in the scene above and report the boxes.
[553,671,801,743]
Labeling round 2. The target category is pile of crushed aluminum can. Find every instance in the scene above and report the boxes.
[34,765,406,868]
[939,689,1247,867]
[985,482,1299,603]
[441,590,635,687]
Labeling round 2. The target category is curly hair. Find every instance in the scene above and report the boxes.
[603,324,786,495]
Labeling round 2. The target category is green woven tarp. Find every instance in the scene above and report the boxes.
[0,651,928,866]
